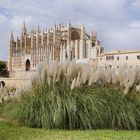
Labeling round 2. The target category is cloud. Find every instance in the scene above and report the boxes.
[10,15,35,36]
[101,27,140,51]
[129,20,140,28]
[0,13,7,23]
[131,0,140,7]
[0,0,140,60]
[11,16,33,29]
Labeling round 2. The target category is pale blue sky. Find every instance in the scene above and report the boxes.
[0,0,140,60]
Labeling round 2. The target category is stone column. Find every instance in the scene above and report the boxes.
[41,31,44,46]
[36,32,39,48]
[88,40,91,59]
[31,34,33,49]
[25,35,27,50]
[62,44,66,62]
[70,40,74,60]
[52,45,54,61]
[79,40,83,59]
[66,41,70,61]
[60,44,62,63]
[75,40,78,59]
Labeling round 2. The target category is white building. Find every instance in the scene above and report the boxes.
[98,50,140,69]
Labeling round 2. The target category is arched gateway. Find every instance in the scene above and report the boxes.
[25,59,31,71]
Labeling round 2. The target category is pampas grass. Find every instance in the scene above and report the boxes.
[3,83,138,130]
[0,61,140,130]
[32,61,140,94]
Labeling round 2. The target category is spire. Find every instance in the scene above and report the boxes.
[48,28,50,33]
[67,21,71,28]
[59,22,61,29]
[22,20,27,35]
[16,37,19,49]
[37,24,40,33]
[10,31,14,41]
[81,24,85,31]
[10,31,15,50]
[92,32,97,41]
[31,26,36,33]
[91,31,93,36]
[93,32,97,37]
[81,24,85,40]
[91,31,98,46]
[54,23,57,30]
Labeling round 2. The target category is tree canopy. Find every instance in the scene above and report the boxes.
[0,60,8,77]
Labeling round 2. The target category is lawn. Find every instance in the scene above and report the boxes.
[0,121,140,140]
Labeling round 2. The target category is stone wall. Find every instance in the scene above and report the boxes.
[0,78,31,89]
[10,71,36,78]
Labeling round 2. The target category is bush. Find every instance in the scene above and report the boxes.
[0,60,8,77]
[0,62,140,130]
[1,78,140,130]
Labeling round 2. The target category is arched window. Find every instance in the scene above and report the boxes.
[25,59,31,71]
[71,31,80,40]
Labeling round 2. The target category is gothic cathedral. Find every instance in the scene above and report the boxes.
[8,22,104,76]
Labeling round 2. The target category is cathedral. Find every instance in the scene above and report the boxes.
[8,22,104,76]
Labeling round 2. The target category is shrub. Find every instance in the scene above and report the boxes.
[0,62,140,130]
[1,79,139,130]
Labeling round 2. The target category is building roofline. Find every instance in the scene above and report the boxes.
[99,50,140,57]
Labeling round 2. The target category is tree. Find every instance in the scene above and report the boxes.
[0,60,8,77]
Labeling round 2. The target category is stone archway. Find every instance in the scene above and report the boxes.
[25,59,31,71]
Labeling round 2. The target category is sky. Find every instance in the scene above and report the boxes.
[0,0,140,60]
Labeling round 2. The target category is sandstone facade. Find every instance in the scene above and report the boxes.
[8,22,104,77]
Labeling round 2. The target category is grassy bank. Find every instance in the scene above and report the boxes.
[0,120,140,140]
